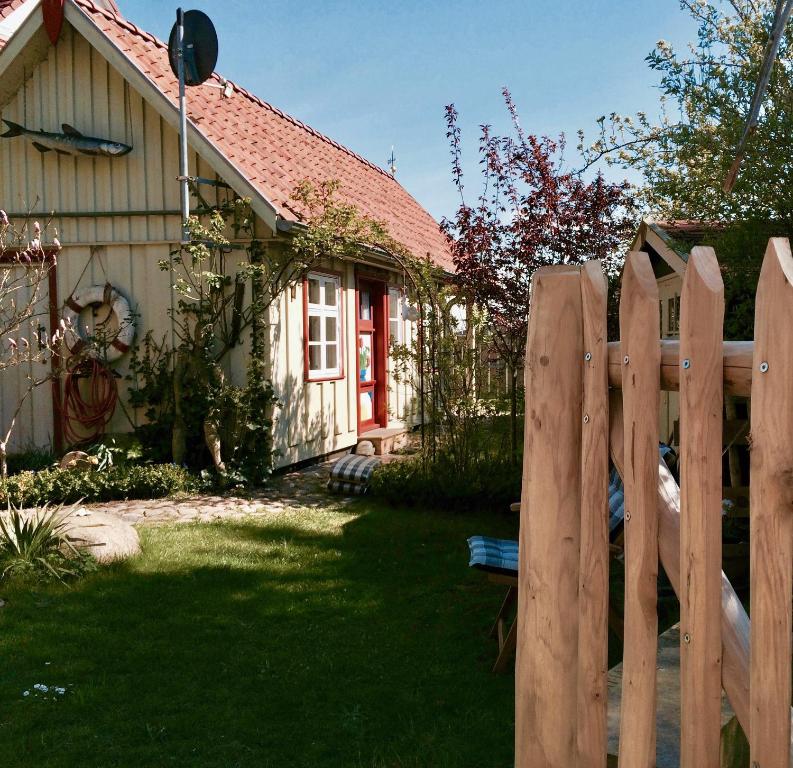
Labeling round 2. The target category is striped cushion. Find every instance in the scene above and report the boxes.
[467,536,519,576]
[608,467,625,533]
[327,480,369,496]
[468,446,676,575]
[327,454,381,495]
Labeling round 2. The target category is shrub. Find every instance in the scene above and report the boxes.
[6,448,56,476]
[0,502,96,582]
[0,463,196,507]
[370,453,521,512]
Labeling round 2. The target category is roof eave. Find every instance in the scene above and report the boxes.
[276,218,453,277]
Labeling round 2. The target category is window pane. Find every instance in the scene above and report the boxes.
[359,333,373,381]
[308,315,321,342]
[324,281,337,307]
[308,344,321,371]
[359,390,374,422]
[308,278,320,305]
[325,316,337,342]
[390,320,399,342]
[389,290,399,319]
[360,290,371,320]
[326,343,338,370]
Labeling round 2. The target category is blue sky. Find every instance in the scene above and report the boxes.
[119,0,697,221]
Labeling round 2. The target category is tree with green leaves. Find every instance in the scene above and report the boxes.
[579,0,793,336]
[581,0,793,225]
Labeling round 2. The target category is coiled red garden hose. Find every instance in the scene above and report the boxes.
[62,357,118,446]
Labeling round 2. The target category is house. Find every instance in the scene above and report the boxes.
[630,218,714,444]
[0,0,452,466]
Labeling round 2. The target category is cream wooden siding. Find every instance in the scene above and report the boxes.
[269,261,418,468]
[1,21,417,465]
[0,263,54,452]
[270,258,355,467]
[0,22,258,448]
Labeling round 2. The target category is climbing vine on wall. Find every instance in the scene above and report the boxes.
[128,199,284,484]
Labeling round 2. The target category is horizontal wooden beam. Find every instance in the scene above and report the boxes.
[607,340,753,396]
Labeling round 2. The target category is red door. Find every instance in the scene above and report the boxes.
[357,278,387,432]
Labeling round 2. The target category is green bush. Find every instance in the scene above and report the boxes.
[0,463,197,507]
[370,454,521,512]
[6,448,57,476]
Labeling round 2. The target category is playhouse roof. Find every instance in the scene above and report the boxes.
[1,0,453,270]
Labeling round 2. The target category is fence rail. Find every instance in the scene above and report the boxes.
[515,238,793,767]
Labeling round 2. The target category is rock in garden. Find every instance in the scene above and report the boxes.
[59,451,98,470]
[64,510,140,563]
[356,441,375,456]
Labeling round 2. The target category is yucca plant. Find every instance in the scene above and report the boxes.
[0,502,94,582]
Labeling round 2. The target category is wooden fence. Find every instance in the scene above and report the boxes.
[515,238,793,767]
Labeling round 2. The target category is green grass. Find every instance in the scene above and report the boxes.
[0,499,518,767]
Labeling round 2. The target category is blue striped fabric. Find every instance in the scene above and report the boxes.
[467,536,519,575]
[608,467,625,533]
[468,446,676,575]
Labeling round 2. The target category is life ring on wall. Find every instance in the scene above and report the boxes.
[62,283,135,362]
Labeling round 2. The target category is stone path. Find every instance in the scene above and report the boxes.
[91,460,356,526]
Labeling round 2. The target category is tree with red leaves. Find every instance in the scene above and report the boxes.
[442,90,635,461]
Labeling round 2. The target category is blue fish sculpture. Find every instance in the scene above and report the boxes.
[0,120,132,157]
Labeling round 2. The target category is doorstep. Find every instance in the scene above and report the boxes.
[357,426,408,456]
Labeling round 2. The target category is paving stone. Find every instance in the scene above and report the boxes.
[84,459,353,527]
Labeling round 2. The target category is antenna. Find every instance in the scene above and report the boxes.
[388,146,397,176]
[168,9,219,243]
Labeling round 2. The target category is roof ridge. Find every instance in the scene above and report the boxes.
[74,0,398,182]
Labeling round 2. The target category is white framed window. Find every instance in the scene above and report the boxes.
[305,272,343,380]
[388,287,402,345]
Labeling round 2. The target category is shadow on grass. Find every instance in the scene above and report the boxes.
[0,500,518,768]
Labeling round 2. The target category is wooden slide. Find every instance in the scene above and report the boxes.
[608,392,793,762]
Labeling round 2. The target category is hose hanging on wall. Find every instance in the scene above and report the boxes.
[62,357,118,446]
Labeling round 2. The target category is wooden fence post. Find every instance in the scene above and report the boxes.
[679,246,724,768]
[750,237,793,768]
[577,259,610,768]
[515,265,583,768]
[617,251,660,768]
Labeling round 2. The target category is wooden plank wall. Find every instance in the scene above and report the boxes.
[0,22,419,463]
[0,264,54,451]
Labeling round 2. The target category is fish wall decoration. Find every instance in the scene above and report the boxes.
[0,120,132,157]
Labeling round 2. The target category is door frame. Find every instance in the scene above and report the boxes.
[355,274,388,434]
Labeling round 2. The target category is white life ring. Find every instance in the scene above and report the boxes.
[62,283,135,362]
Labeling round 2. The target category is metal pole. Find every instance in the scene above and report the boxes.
[176,8,190,244]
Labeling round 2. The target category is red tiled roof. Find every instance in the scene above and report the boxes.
[0,0,25,20]
[73,0,453,270]
[0,0,26,48]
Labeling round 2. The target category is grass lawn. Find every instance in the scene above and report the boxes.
[0,499,518,767]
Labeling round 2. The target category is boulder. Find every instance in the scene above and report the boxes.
[0,507,140,563]
[64,509,140,563]
[59,451,98,470]
[356,440,375,456]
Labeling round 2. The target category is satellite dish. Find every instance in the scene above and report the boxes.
[168,10,218,86]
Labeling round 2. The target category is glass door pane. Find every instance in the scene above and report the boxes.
[359,332,373,382]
